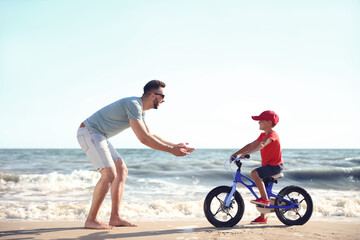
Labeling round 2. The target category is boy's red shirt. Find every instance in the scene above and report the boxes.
[257,130,283,166]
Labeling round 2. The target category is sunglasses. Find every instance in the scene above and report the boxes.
[153,92,165,99]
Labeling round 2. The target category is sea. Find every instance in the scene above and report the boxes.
[0,149,359,222]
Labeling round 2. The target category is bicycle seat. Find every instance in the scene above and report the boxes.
[271,173,284,180]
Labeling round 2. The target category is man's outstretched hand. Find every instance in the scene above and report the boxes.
[177,142,195,154]
[172,143,195,156]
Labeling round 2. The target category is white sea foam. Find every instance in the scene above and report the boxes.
[310,190,360,218]
[1,188,359,221]
[344,156,360,161]
[1,170,360,221]
[0,170,99,201]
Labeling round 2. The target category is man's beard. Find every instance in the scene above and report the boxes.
[153,98,160,109]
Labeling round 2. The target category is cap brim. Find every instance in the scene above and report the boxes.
[252,116,261,121]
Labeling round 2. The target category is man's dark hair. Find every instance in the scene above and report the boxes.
[143,80,166,94]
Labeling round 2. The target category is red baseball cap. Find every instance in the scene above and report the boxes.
[252,110,279,125]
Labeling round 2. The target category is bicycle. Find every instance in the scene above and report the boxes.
[203,155,313,227]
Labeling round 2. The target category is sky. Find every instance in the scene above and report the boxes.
[0,0,359,149]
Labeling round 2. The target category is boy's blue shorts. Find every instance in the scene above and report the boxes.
[255,164,283,180]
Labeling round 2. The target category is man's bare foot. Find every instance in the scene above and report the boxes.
[85,219,114,229]
[109,217,138,227]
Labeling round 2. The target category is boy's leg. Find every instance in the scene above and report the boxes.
[250,164,283,206]
[251,169,268,200]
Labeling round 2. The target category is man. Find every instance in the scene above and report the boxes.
[76,80,195,229]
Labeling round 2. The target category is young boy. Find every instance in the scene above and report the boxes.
[231,110,283,224]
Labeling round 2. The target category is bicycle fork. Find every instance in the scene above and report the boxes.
[224,182,237,208]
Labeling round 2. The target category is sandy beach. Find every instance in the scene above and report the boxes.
[1,218,359,240]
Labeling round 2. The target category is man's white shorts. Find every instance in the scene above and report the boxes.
[77,127,121,170]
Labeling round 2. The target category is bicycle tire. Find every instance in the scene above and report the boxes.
[203,186,244,227]
[275,185,313,225]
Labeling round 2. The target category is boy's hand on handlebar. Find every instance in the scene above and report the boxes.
[230,153,250,162]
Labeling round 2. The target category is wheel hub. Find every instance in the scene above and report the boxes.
[291,198,300,212]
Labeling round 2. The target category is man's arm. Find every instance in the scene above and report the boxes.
[143,122,176,147]
[129,119,190,156]
[143,121,195,153]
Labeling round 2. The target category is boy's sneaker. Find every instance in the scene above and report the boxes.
[250,198,270,207]
[250,216,268,224]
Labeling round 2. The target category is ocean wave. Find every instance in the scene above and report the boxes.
[344,156,360,161]
[0,170,100,203]
[285,167,360,181]
[0,173,20,183]
[1,189,359,221]
[1,165,360,222]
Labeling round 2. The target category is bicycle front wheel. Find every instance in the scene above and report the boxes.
[275,185,313,225]
[203,186,244,227]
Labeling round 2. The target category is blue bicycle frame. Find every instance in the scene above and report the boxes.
[224,163,299,211]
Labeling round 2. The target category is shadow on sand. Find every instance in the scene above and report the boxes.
[0,224,289,239]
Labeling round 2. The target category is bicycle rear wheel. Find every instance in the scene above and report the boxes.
[203,186,244,227]
[275,185,313,225]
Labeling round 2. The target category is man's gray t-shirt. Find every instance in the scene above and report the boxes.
[83,97,145,138]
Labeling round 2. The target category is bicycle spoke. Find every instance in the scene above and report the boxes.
[216,196,224,204]
[214,207,222,217]
[227,212,234,220]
